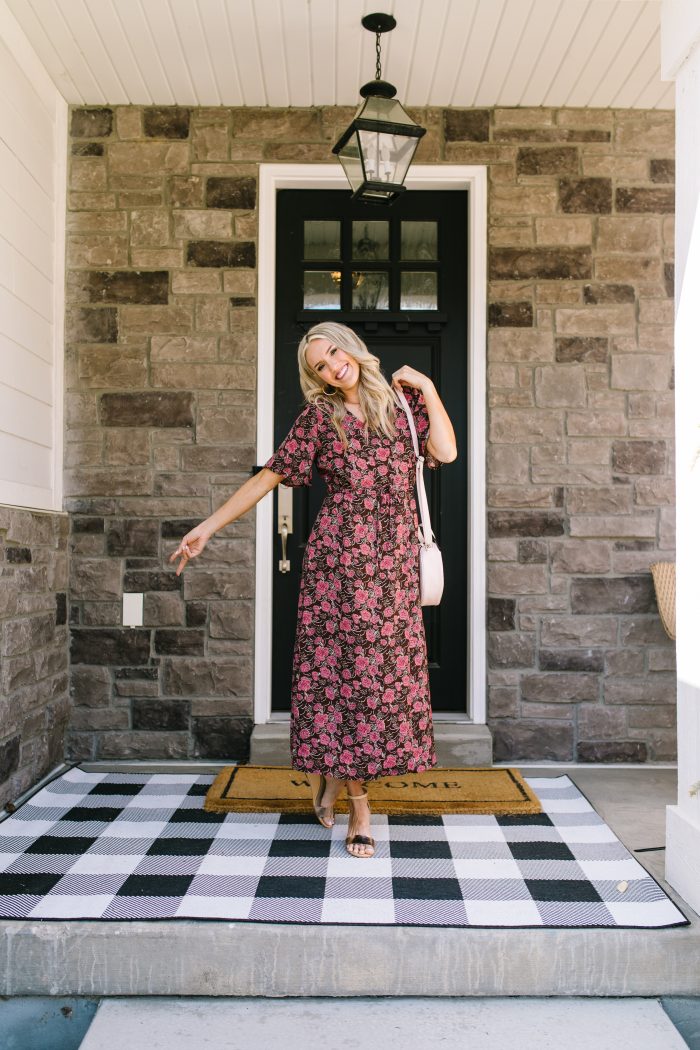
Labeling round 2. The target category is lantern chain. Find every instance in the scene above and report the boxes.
[375,31,382,81]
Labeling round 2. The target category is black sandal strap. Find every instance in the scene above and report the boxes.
[345,834,375,847]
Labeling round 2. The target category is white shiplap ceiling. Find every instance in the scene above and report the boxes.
[5,0,673,110]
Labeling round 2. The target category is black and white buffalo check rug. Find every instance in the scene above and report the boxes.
[0,767,689,928]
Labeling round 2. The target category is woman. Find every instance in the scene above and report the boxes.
[170,322,457,858]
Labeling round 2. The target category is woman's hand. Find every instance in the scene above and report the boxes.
[391,364,458,463]
[390,364,433,397]
[168,522,214,576]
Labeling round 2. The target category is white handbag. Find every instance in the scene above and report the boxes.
[395,389,444,607]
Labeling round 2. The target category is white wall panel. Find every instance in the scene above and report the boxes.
[0,140,54,236]
[28,0,103,102]
[589,2,660,105]
[200,0,243,106]
[5,0,673,108]
[109,0,175,104]
[0,333,54,404]
[0,431,52,488]
[5,0,83,101]
[81,0,148,104]
[450,0,507,106]
[522,1,588,106]
[308,0,337,107]
[498,0,548,107]
[59,0,131,105]
[544,3,614,106]
[140,0,197,105]
[612,24,663,105]
[0,185,53,280]
[226,0,266,105]
[0,0,66,513]
[280,0,313,108]
[428,0,479,107]
[169,0,221,105]
[403,0,451,106]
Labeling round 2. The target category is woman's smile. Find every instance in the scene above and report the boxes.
[336,362,350,380]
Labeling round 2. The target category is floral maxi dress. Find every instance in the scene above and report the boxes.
[264,385,442,782]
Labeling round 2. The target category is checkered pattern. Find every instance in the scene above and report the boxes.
[0,768,688,927]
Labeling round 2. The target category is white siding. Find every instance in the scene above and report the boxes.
[660,0,700,919]
[0,0,66,512]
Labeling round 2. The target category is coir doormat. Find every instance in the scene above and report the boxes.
[204,765,542,816]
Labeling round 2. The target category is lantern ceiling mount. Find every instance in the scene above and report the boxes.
[332,12,426,206]
[359,12,397,100]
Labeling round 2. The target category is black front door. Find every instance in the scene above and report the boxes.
[269,189,468,714]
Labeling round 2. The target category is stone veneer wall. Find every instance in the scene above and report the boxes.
[65,104,676,764]
[0,508,70,808]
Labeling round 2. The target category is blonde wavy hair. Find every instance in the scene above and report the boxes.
[298,321,399,450]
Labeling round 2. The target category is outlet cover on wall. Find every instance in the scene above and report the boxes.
[123,592,143,628]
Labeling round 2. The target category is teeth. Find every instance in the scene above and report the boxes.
[338,363,348,379]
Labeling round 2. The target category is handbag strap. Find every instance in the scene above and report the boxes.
[395,388,436,548]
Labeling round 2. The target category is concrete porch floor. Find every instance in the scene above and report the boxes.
[0,762,698,999]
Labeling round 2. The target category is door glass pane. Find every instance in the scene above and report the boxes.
[304,220,341,260]
[400,271,438,310]
[352,221,389,260]
[352,271,389,311]
[401,221,438,260]
[303,271,341,309]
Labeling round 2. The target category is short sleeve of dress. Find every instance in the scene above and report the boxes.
[264,402,323,487]
[401,385,442,469]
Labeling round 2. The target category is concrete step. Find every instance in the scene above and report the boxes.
[2,913,699,998]
[78,996,690,1050]
[249,720,494,766]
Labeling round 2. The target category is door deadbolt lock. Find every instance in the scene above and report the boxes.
[277,483,293,573]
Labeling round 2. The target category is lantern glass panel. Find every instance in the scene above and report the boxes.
[359,95,419,129]
[358,130,419,186]
[338,137,365,194]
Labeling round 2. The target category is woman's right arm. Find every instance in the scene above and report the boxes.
[169,467,283,575]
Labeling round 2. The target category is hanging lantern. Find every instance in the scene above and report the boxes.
[333,13,426,205]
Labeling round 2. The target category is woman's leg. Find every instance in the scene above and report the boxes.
[346,778,374,857]
[320,772,346,822]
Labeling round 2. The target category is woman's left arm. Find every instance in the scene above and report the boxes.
[392,365,458,463]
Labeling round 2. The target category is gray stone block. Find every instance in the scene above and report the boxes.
[144,107,191,139]
[88,270,169,304]
[570,576,656,615]
[70,628,151,666]
[489,247,593,280]
[71,107,113,137]
[132,698,190,731]
[444,109,490,141]
[559,177,612,213]
[100,392,194,428]
[205,176,256,209]
[186,241,255,268]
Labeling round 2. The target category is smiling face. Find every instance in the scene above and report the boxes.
[304,337,360,397]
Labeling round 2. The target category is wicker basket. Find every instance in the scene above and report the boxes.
[650,562,676,641]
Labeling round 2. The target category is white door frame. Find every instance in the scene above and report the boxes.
[254,163,487,725]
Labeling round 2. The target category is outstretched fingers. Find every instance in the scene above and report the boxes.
[169,541,192,576]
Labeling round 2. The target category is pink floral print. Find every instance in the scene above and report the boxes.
[264,385,441,781]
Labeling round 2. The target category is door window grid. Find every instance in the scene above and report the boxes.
[301,218,439,313]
